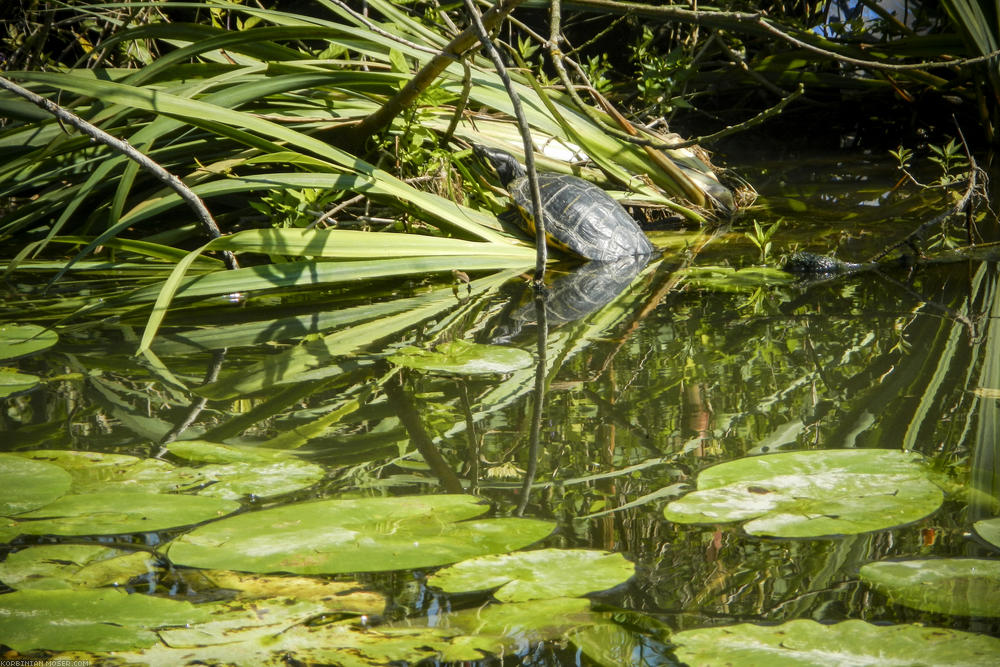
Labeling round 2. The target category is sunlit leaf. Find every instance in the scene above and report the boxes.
[0,589,210,652]
[165,440,302,463]
[0,369,40,397]
[428,549,634,601]
[12,492,239,536]
[389,340,534,375]
[0,544,156,590]
[974,518,1000,550]
[671,619,1000,666]
[663,450,943,537]
[167,495,554,574]
[187,571,386,611]
[860,558,1000,617]
[0,453,71,516]
[0,323,58,361]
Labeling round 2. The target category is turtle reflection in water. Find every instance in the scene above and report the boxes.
[473,145,655,261]
[490,255,650,343]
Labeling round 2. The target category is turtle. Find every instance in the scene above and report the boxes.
[473,145,655,261]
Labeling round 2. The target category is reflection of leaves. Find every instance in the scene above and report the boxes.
[672,619,1000,666]
[168,495,554,574]
[664,450,943,537]
[428,549,634,601]
[390,340,533,375]
[860,559,1000,617]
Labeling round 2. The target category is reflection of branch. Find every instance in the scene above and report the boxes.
[159,349,229,446]
[517,290,548,516]
[869,154,979,263]
[0,75,238,270]
[385,372,465,494]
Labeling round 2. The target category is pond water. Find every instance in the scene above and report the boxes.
[2,148,999,664]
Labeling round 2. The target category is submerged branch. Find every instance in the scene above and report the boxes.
[0,75,238,271]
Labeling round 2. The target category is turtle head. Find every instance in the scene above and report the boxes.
[473,144,526,187]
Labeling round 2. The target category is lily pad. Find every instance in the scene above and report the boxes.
[165,440,297,463]
[167,494,554,574]
[0,323,58,361]
[973,518,1000,550]
[860,558,1000,617]
[389,340,533,375]
[0,544,156,590]
[81,596,500,665]
[0,453,72,516]
[18,450,191,494]
[18,449,322,500]
[663,449,943,537]
[188,571,386,611]
[0,588,210,651]
[443,597,598,642]
[11,492,239,536]
[670,619,1000,666]
[0,368,40,397]
[192,459,326,500]
[428,549,634,601]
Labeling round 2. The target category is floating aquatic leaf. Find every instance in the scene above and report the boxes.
[187,571,386,611]
[389,340,533,375]
[0,544,156,590]
[189,460,326,500]
[17,450,192,494]
[428,549,634,601]
[443,597,597,642]
[168,495,554,574]
[0,453,71,516]
[974,518,1000,550]
[860,558,1000,617]
[17,449,322,500]
[663,449,942,537]
[165,440,297,463]
[0,323,58,361]
[0,369,40,397]
[0,589,210,652]
[84,596,499,665]
[12,492,239,536]
[670,619,1000,666]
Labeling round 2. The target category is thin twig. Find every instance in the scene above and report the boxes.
[463,0,548,280]
[0,75,238,270]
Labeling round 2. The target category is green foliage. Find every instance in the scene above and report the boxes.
[630,27,693,115]
[744,219,781,263]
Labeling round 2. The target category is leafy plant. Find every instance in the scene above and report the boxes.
[744,219,781,262]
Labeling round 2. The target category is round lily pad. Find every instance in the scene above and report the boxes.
[0,369,40,397]
[664,449,943,537]
[0,453,71,516]
[167,494,554,574]
[0,544,156,590]
[0,323,58,361]
[165,440,296,463]
[428,549,634,601]
[860,558,1000,617]
[0,588,210,652]
[973,518,1000,550]
[670,618,1000,666]
[11,492,239,536]
[389,340,533,375]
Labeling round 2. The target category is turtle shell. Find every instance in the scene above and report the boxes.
[507,173,654,261]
